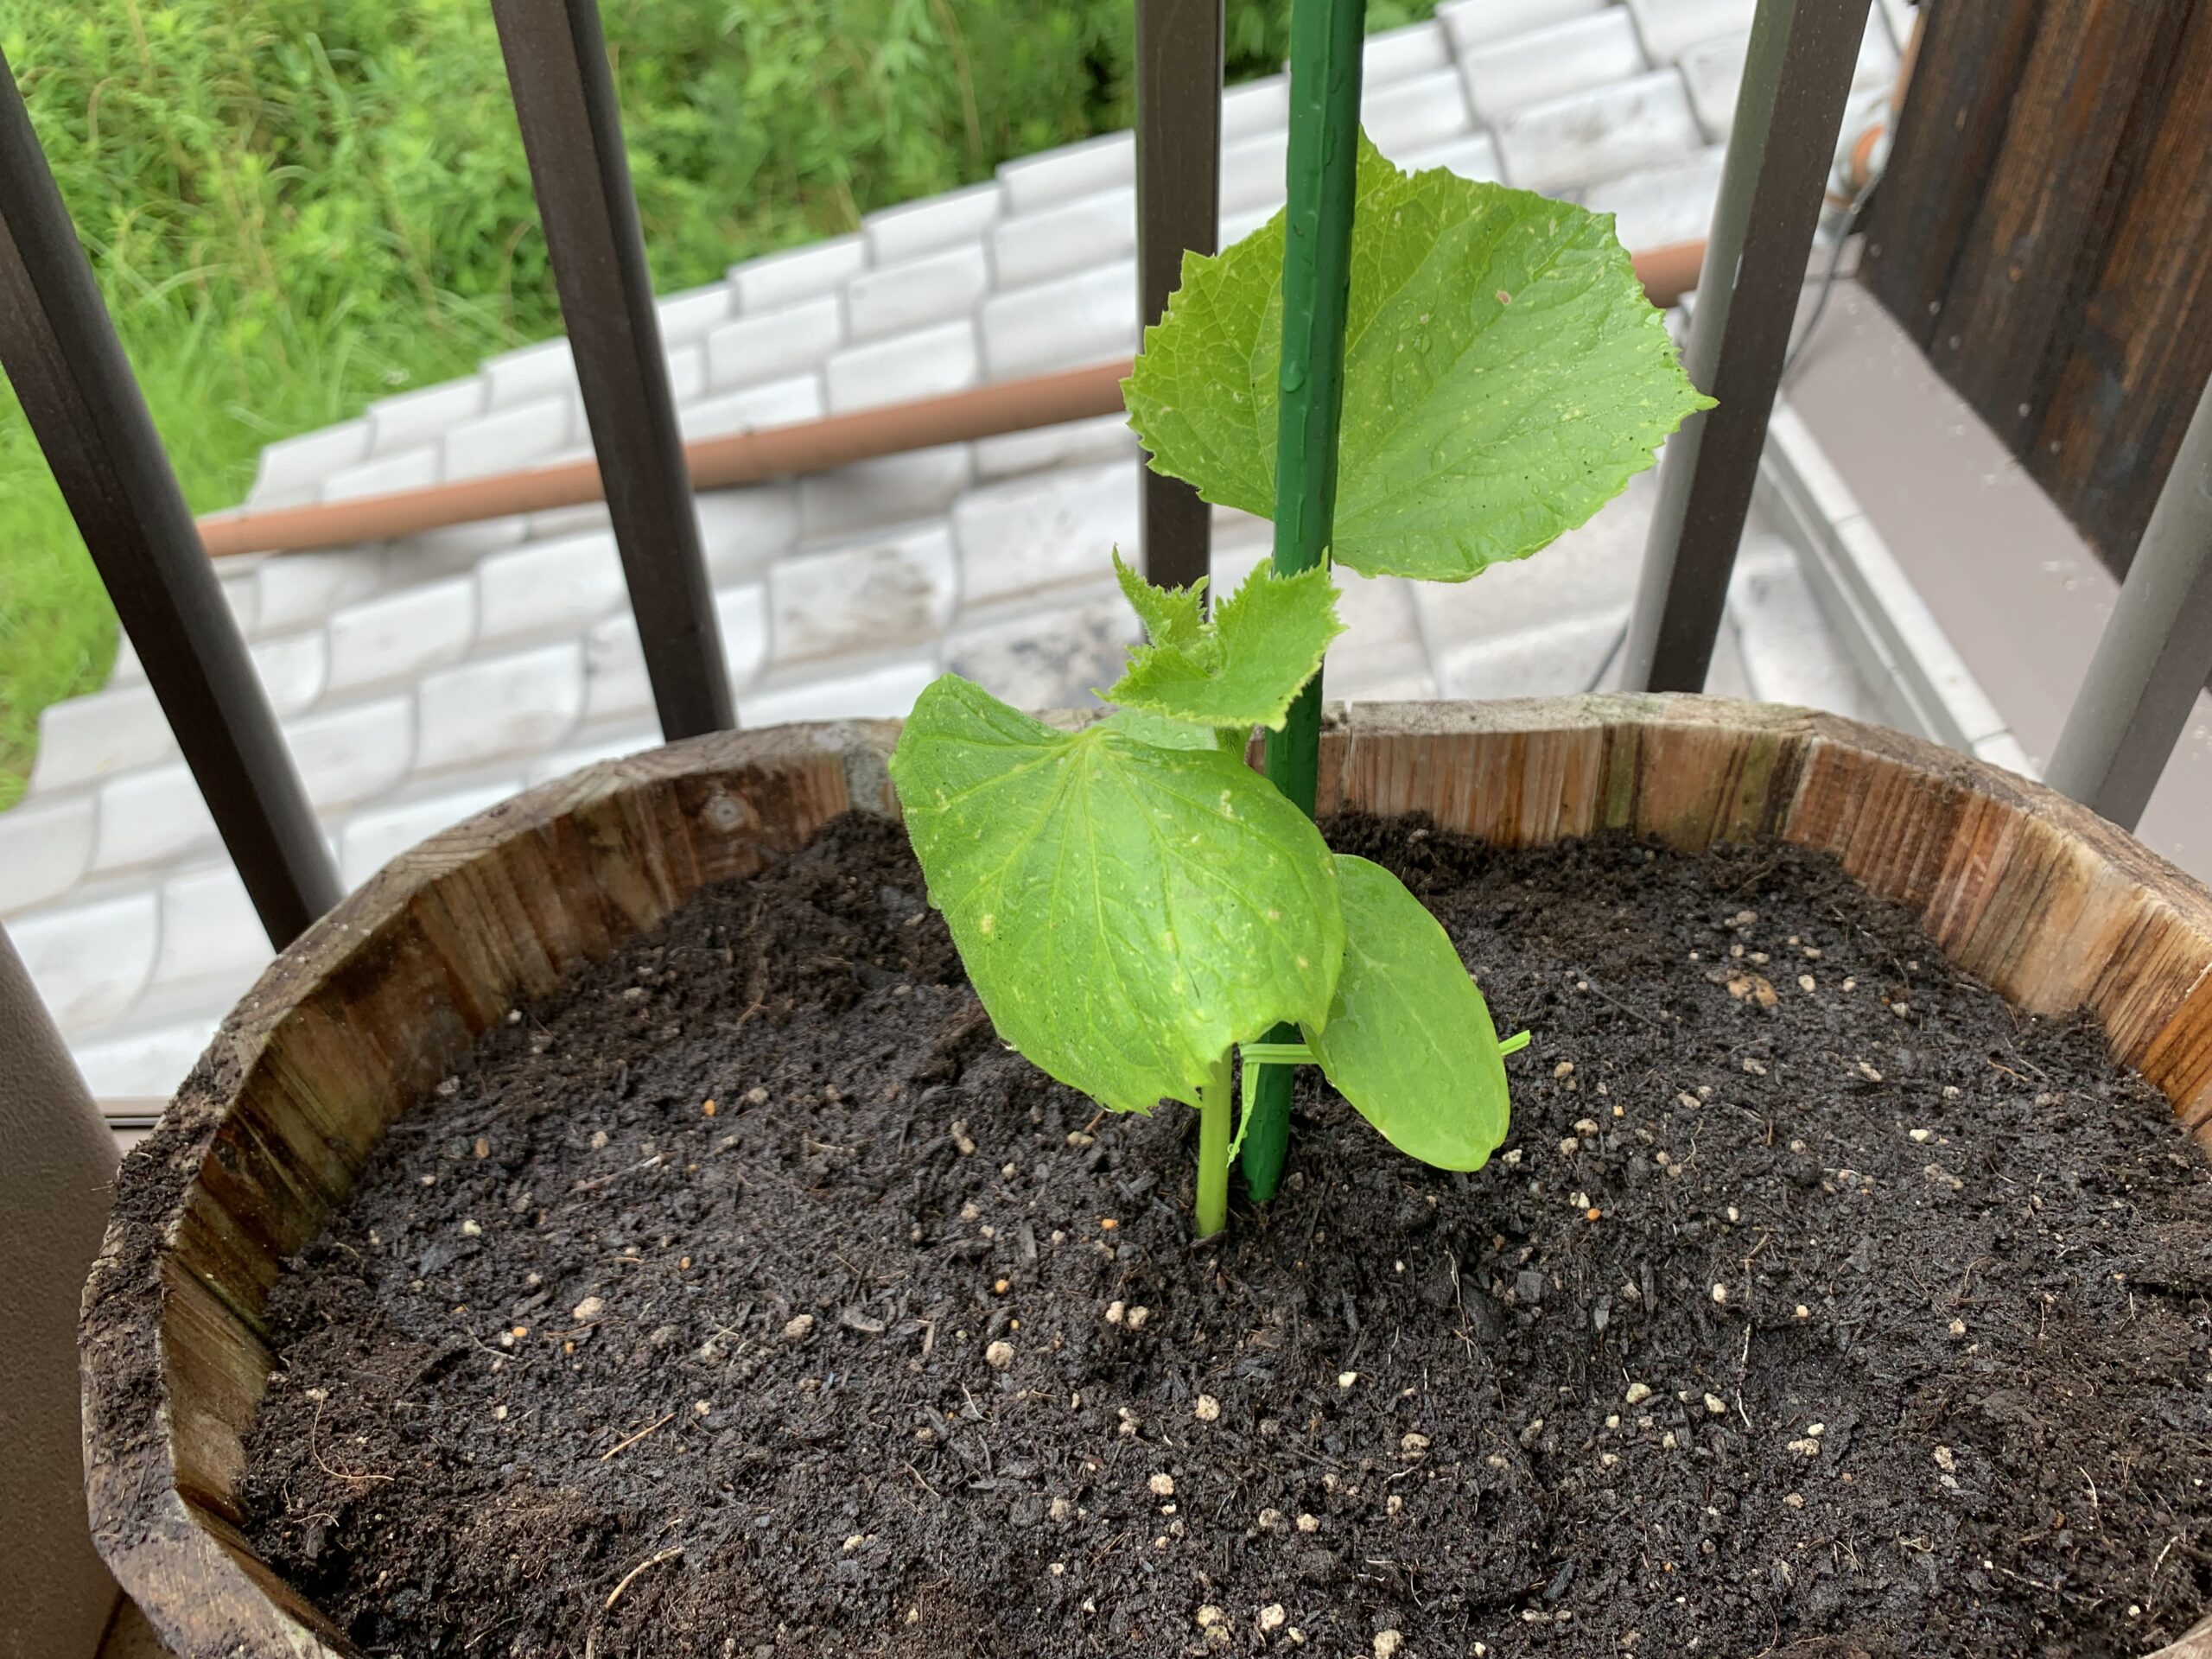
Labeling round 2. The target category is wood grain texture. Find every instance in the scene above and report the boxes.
[1864,0,2212,569]
[80,699,2212,1658]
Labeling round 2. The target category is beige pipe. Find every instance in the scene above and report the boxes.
[200,240,1709,560]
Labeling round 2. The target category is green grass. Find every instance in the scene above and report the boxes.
[0,0,1433,808]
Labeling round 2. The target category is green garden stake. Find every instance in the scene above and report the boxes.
[1243,0,1369,1204]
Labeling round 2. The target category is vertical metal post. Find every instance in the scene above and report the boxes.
[1135,0,1224,593]
[2045,377,2212,830]
[0,924,124,1659]
[0,48,341,947]
[493,0,734,739]
[1620,0,1872,692]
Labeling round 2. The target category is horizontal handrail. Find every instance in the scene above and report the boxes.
[198,240,1709,561]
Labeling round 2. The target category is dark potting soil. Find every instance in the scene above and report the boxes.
[238,813,2212,1659]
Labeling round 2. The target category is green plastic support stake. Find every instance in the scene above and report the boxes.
[1243,0,1368,1205]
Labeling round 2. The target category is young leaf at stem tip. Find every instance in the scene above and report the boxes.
[1113,549,1206,651]
[887,674,1344,1117]
[1302,855,1511,1172]
[1123,130,1713,585]
[1104,555,1345,732]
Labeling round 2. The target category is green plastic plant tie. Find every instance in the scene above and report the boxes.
[1244,0,1369,1205]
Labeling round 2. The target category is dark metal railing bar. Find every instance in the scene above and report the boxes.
[1135,0,1224,594]
[493,0,734,739]
[2044,376,2212,830]
[0,47,341,946]
[1620,0,1872,693]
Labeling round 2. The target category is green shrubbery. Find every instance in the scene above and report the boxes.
[0,0,1434,804]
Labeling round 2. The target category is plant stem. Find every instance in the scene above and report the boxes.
[1246,0,1367,1205]
[1195,1046,1235,1238]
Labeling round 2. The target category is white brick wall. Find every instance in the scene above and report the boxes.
[251,630,328,715]
[728,235,866,311]
[326,577,478,695]
[248,420,370,508]
[953,460,1138,607]
[682,374,825,442]
[12,893,159,1030]
[284,696,416,810]
[863,182,1003,265]
[256,548,386,635]
[824,321,981,415]
[1363,20,1454,84]
[845,245,990,340]
[989,188,1135,289]
[1461,9,1648,123]
[695,486,803,582]
[799,446,973,543]
[1221,77,1290,141]
[474,531,628,644]
[29,684,171,793]
[89,764,214,874]
[444,396,575,481]
[1496,68,1701,193]
[655,282,734,346]
[1578,146,1726,251]
[365,379,485,457]
[738,654,938,727]
[415,645,586,772]
[326,445,439,503]
[706,296,846,390]
[150,865,270,1003]
[945,586,1137,710]
[481,339,580,408]
[770,526,958,664]
[1398,131,1507,185]
[974,413,1136,481]
[1624,0,1758,60]
[0,795,96,915]
[1361,67,1474,158]
[1437,0,1605,55]
[998,132,1134,213]
[981,261,1138,379]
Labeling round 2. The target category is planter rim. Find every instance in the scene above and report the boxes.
[78,694,2212,1659]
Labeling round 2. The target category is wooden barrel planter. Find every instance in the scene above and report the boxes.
[79,695,2212,1659]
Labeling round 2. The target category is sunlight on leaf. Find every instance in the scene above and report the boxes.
[1124,130,1713,582]
[1304,855,1510,1170]
[889,675,1344,1116]
[1105,559,1344,731]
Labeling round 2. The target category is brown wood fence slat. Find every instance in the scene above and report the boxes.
[1865,0,2212,572]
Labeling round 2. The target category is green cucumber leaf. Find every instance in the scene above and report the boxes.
[1100,709,1246,753]
[889,674,1344,1116]
[1123,130,1713,582]
[1104,558,1344,731]
[1303,855,1510,1171]
[1113,550,1207,651]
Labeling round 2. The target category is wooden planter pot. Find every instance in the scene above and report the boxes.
[80,696,2212,1659]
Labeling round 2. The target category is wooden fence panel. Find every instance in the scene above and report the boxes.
[1864,0,2212,573]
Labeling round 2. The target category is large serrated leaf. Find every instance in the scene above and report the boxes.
[1303,855,1510,1171]
[1104,558,1344,731]
[1124,131,1713,582]
[889,675,1344,1116]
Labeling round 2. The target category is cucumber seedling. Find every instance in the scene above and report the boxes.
[888,130,1709,1236]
